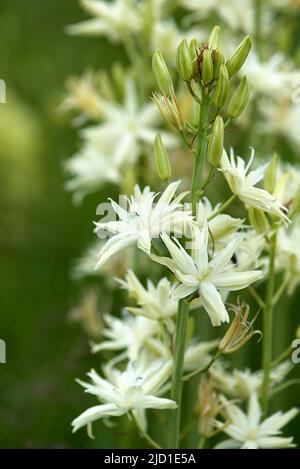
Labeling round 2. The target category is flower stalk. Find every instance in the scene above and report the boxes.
[167,299,189,448]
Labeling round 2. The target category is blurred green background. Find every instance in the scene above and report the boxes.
[0,0,299,449]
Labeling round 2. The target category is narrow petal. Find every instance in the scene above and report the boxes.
[199,282,229,326]
[212,270,263,291]
[72,404,125,432]
[95,233,137,268]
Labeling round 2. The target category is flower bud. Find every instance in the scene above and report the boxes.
[153,133,171,181]
[176,38,193,82]
[264,153,278,193]
[208,25,220,49]
[226,35,252,77]
[152,49,173,95]
[248,207,270,233]
[202,49,213,84]
[212,64,229,108]
[207,116,224,166]
[213,50,225,79]
[190,39,200,77]
[227,76,250,118]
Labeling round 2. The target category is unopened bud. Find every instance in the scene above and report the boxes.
[227,76,250,118]
[208,25,220,49]
[177,38,193,82]
[212,64,229,108]
[248,207,270,233]
[152,49,173,95]
[226,35,252,77]
[189,39,199,77]
[207,116,224,166]
[153,133,171,181]
[264,154,278,193]
[213,50,225,79]
[202,49,213,84]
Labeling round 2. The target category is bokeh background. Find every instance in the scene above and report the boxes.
[0,0,299,448]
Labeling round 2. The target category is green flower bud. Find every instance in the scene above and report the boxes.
[208,25,220,49]
[228,76,250,118]
[226,35,252,77]
[207,116,224,166]
[212,64,229,108]
[176,38,193,81]
[213,50,225,79]
[189,39,199,76]
[264,154,278,193]
[153,133,171,181]
[202,49,213,84]
[152,49,173,95]
[248,207,270,233]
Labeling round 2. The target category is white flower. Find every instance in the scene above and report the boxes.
[196,198,244,251]
[152,223,263,326]
[91,312,160,360]
[220,148,289,223]
[179,0,255,33]
[64,138,120,203]
[235,230,266,271]
[210,361,293,399]
[277,221,300,294]
[81,78,176,169]
[71,359,176,432]
[215,392,298,449]
[94,180,192,268]
[118,270,178,320]
[66,0,142,41]
[244,53,300,98]
[260,98,300,151]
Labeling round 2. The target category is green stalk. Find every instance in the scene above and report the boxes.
[167,299,189,448]
[191,95,210,215]
[254,0,263,60]
[261,231,277,413]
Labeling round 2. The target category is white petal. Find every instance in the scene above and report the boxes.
[173,283,198,299]
[212,270,263,291]
[95,233,137,268]
[72,404,125,432]
[199,282,229,326]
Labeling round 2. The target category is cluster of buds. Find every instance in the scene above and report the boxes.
[151,26,252,176]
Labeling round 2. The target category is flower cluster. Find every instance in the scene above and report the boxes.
[65,1,300,450]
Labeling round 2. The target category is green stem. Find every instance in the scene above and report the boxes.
[198,435,207,449]
[248,286,266,309]
[167,299,189,449]
[254,0,263,60]
[261,231,277,413]
[271,345,292,368]
[207,195,236,221]
[130,411,162,449]
[191,96,210,215]
[182,351,220,382]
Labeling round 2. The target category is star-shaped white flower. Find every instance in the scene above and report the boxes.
[118,270,178,320]
[71,359,176,433]
[64,138,121,203]
[91,312,160,360]
[151,223,263,326]
[220,148,289,223]
[215,392,298,449]
[81,79,176,168]
[94,180,192,268]
[210,361,293,399]
[66,0,142,41]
